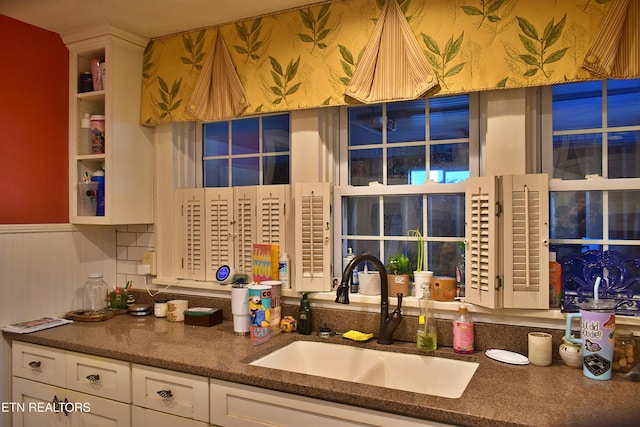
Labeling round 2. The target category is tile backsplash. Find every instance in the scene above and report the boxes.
[116,224,155,289]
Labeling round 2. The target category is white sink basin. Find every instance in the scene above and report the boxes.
[250,341,478,399]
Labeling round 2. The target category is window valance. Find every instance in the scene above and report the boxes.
[140,0,638,126]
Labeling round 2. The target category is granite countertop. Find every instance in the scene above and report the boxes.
[5,315,639,427]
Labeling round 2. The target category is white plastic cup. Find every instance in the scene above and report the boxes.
[231,286,250,335]
[528,332,552,366]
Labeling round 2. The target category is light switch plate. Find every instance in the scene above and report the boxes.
[142,251,156,275]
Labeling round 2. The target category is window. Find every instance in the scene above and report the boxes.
[546,79,640,259]
[337,95,478,275]
[202,114,290,187]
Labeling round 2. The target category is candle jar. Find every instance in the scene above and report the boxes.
[613,331,635,373]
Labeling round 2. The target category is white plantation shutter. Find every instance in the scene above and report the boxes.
[234,187,257,278]
[502,174,549,309]
[176,189,206,280]
[465,174,549,310]
[465,176,501,309]
[205,188,234,280]
[257,185,289,246]
[295,183,332,292]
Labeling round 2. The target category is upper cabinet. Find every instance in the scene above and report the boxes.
[64,26,154,224]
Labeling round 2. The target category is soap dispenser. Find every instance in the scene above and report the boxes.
[417,284,437,351]
[453,297,474,354]
[298,293,313,335]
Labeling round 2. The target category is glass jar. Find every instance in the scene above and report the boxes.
[613,330,636,373]
[83,273,108,312]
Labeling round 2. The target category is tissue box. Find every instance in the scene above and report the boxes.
[183,308,223,327]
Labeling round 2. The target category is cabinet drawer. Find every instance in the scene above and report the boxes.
[66,352,131,403]
[132,364,208,422]
[132,405,208,427]
[12,342,66,388]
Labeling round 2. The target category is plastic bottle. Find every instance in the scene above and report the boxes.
[91,169,105,216]
[549,251,562,308]
[83,273,108,312]
[453,298,474,354]
[80,113,93,154]
[343,247,359,293]
[417,284,437,351]
[298,293,313,335]
[279,252,290,289]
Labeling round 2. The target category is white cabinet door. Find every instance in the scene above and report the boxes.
[132,364,208,422]
[65,352,131,403]
[12,341,66,388]
[131,405,207,427]
[67,390,130,427]
[12,377,72,427]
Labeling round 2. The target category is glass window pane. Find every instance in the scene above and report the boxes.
[550,244,603,262]
[203,122,228,156]
[344,196,379,236]
[550,191,603,239]
[204,159,228,187]
[231,118,259,155]
[552,81,602,131]
[231,157,259,186]
[349,148,383,185]
[609,190,640,240]
[608,79,640,128]
[263,114,290,153]
[428,241,458,276]
[428,194,465,237]
[349,106,383,146]
[609,245,640,259]
[429,143,470,183]
[383,195,422,236]
[262,155,289,184]
[608,131,640,178]
[387,100,425,143]
[384,240,417,271]
[430,95,469,140]
[388,146,425,185]
[552,134,602,179]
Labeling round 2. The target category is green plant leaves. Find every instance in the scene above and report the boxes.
[155,76,182,120]
[421,32,465,89]
[515,14,568,78]
[180,30,206,72]
[234,17,264,62]
[268,56,301,105]
[297,4,332,52]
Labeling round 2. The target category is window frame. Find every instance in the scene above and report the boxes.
[541,82,640,255]
[333,94,480,276]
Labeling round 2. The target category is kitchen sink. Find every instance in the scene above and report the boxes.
[250,341,479,399]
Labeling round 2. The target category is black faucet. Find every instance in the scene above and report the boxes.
[335,253,403,345]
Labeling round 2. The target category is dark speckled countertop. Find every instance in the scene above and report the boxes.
[5,315,639,427]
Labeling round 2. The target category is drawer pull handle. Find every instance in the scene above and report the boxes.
[52,395,71,416]
[157,389,173,400]
[29,361,41,369]
[86,374,100,383]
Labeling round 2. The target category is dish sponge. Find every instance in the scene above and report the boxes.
[342,330,374,342]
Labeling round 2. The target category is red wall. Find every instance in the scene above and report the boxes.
[0,15,69,224]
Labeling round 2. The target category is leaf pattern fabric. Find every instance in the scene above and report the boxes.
[140,0,636,125]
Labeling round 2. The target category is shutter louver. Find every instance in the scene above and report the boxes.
[205,188,234,280]
[260,195,281,244]
[295,183,331,292]
[235,189,256,277]
[176,189,206,281]
[465,176,501,309]
[186,197,203,274]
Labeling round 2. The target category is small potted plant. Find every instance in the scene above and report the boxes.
[386,253,412,297]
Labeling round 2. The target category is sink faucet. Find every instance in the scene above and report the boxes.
[335,253,403,345]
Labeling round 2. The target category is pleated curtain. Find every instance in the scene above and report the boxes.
[344,0,441,104]
[582,0,639,78]
[187,31,249,121]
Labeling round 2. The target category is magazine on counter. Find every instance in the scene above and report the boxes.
[2,317,72,334]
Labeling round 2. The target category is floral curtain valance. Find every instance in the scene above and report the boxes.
[140,0,638,126]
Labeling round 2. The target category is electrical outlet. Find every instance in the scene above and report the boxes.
[142,251,156,275]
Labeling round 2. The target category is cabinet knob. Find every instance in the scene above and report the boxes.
[28,361,41,369]
[86,374,101,383]
[157,389,173,401]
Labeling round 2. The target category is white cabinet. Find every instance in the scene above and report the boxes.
[131,406,207,427]
[210,379,452,427]
[131,364,208,423]
[63,26,154,224]
[11,342,131,427]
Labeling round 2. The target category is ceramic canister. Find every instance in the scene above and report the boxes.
[260,281,282,331]
[166,300,188,322]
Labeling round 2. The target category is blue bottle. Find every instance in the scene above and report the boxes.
[91,170,105,216]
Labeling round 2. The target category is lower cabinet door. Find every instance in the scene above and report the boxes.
[132,406,208,427]
[12,377,71,427]
[67,389,130,427]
